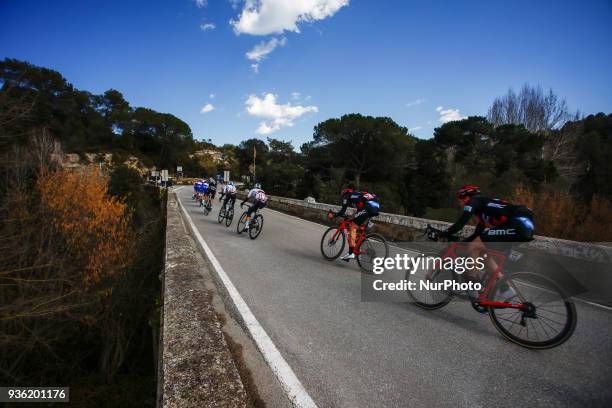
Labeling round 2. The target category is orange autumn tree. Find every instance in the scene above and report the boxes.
[37,167,133,293]
[512,185,612,241]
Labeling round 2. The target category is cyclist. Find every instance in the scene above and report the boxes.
[327,185,381,261]
[193,180,202,200]
[441,185,534,297]
[240,183,267,230]
[208,177,218,199]
[219,181,237,211]
[199,179,209,207]
[205,177,217,210]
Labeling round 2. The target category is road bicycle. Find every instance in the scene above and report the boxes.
[201,193,212,216]
[236,204,264,239]
[406,224,577,349]
[320,212,389,274]
[217,197,235,227]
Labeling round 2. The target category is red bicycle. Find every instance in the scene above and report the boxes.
[320,212,389,274]
[407,225,577,349]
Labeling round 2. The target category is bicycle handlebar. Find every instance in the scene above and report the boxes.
[425,224,460,242]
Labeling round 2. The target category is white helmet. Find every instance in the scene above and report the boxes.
[254,183,261,189]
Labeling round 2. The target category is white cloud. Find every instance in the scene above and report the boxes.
[200,103,215,113]
[436,106,465,123]
[245,93,318,134]
[231,0,350,36]
[251,63,260,73]
[209,93,215,99]
[246,37,287,62]
[195,0,207,8]
[409,126,422,132]
[406,98,424,107]
[291,91,301,99]
[200,22,216,30]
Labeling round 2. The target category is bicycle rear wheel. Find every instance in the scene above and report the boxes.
[225,207,234,227]
[356,233,389,274]
[488,271,577,349]
[236,212,248,234]
[249,214,264,239]
[320,227,345,260]
[406,266,454,309]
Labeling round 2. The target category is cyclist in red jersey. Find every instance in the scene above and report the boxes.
[328,185,380,261]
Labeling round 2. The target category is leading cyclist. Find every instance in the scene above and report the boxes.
[440,185,534,297]
[328,185,381,261]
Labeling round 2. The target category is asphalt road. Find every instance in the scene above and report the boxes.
[177,188,612,408]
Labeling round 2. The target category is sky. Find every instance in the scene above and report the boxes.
[1,0,611,146]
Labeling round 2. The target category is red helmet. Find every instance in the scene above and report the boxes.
[342,188,354,194]
[457,185,480,199]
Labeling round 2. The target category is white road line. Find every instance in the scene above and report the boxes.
[175,192,319,408]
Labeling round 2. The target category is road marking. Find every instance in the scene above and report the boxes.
[175,192,319,408]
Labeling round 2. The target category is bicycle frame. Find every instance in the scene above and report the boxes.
[438,242,525,310]
[331,219,369,255]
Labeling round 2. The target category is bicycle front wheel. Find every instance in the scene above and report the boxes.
[320,227,345,260]
[249,214,264,239]
[237,212,248,234]
[406,266,453,310]
[356,233,389,274]
[488,271,577,349]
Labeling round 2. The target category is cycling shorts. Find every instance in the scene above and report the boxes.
[352,202,380,226]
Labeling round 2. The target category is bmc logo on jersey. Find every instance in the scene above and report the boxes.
[487,202,506,209]
[488,228,516,236]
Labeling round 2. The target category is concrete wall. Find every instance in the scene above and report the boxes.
[159,194,247,407]
[242,192,612,261]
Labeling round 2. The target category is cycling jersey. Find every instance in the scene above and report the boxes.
[222,184,237,196]
[246,188,268,204]
[447,196,534,242]
[200,182,209,194]
[242,188,268,217]
[336,191,380,225]
[208,181,217,198]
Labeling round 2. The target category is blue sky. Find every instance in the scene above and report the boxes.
[2,0,611,146]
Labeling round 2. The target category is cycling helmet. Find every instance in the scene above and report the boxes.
[254,183,261,189]
[457,185,481,199]
[228,181,234,186]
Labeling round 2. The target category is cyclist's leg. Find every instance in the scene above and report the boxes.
[342,209,368,259]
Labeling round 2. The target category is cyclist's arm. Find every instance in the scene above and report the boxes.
[446,211,472,235]
[335,198,349,218]
[462,220,485,242]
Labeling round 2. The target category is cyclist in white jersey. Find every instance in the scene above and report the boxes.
[219,181,237,210]
[240,183,268,230]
